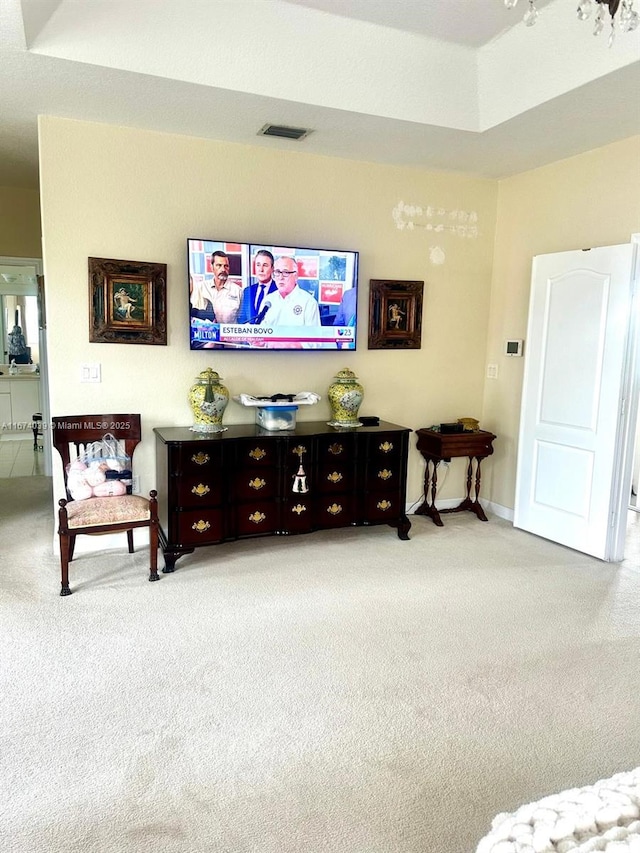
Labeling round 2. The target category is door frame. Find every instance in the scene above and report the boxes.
[0,256,51,477]
[608,233,640,560]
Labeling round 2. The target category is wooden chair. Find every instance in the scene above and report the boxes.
[51,414,159,596]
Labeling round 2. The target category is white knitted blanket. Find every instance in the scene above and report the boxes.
[476,767,640,853]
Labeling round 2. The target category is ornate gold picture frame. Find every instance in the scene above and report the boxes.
[89,257,167,345]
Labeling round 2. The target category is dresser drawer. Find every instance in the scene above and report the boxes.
[318,463,355,494]
[316,495,356,528]
[174,508,224,546]
[282,498,314,533]
[316,434,354,462]
[235,500,279,537]
[368,432,402,465]
[176,474,223,507]
[174,444,223,475]
[366,462,400,493]
[363,491,402,523]
[234,469,279,501]
[235,439,278,469]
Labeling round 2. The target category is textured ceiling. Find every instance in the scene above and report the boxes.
[282,0,557,46]
[0,0,638,190]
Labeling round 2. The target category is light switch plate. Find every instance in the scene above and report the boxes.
[80,363,101,383]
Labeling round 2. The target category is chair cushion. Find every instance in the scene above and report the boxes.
[65,495,150,529]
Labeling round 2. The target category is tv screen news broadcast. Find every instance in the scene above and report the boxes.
[188,239,359,351]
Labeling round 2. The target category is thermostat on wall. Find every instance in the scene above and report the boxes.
[505,339,524,357]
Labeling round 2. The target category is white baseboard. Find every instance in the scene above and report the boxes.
[484,500,514,521]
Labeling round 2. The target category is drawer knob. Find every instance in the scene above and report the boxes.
[249,477,266,490]
[378,469,393,481]
[191,483,210,497]
[291,504,307,515]
[379,441,394,453]
[327,503,343,516]
[328,442,343,455]
[191,451,210,465]
[191,519,211,533]
[327,471,343,484]
[376,499,392,511]
[249,447,267,460]
[248,511,266,524]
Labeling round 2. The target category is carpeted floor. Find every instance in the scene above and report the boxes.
[1,476,640,853]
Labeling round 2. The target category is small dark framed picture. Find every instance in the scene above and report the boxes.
[89,257,167,345]
[368,279,424,349]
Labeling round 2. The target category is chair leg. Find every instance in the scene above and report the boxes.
[59,532,72,596]
[126,529,134,553]
[148,490,160,583]
[58,500,73,596]
[149,520,159,582]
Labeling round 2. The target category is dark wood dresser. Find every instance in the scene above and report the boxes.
[154,420,411,571]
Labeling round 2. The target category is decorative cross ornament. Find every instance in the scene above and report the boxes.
[292,446,309,494]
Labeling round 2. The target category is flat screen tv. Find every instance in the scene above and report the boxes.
[188,239,358,351]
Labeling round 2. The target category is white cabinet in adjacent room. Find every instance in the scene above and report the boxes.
[0,378,41,432]
[0,391,11,427]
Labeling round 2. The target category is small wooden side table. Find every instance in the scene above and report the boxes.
[415,428,496,526]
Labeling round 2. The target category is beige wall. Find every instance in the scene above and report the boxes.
[482,136,640,510]
[38,116,498,504]
[38,117,640,517]
[0,185,41,258]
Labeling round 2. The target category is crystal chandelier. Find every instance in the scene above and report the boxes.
[504,0,639,45]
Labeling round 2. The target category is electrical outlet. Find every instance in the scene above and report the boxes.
[486,363,498,379]
[132,475,140,494]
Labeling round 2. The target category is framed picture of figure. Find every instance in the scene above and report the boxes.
[368,279,423,349]
[89,257,167,345]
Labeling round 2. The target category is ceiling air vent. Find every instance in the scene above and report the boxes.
[259,124,313,141]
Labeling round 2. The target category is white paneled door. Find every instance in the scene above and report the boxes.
[514,244,636,560]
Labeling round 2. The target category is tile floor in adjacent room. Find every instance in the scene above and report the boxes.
[0,436,45,478]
